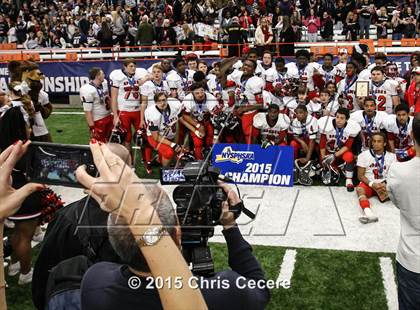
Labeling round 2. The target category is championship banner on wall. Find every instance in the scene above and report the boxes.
[0,55,411,95]
[211,143,294,187]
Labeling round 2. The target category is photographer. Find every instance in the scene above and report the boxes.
[79,161,270,309]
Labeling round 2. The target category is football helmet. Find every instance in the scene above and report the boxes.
[294,160,315,186]
[109,126,127,144]
[321,165,340,185]
[132,129,146,149]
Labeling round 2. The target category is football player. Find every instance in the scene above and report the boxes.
[144,92,184,167]
[110,59,149,149]
[226,59,265,144]
[80,67,112,143]
[181,83,219,159]
[356,132,396,223]
[334,48,349,83]
[350,97,388,152]
[337,61,361,112]
[285,86,309,120]
[369,66,400,114]
[385,104,416,161]
[166,57,195,100]
[146,59,172,78]
[289,104,318,163]
[285,49,318,97]
[385,62,407,99]
[318,107,361,191]
[141,64,170,125]
[252,103,290,147]
[256,50,275,79]
[316,53,338,87]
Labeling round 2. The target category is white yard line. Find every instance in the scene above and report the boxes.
[277,249,297,285]
[52,111,84,115]
[379,257,398,310]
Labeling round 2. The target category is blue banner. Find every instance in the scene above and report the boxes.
[211,143,294,187]
[0,56,411,95]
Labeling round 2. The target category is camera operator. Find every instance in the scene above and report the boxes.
[80,180,270,310]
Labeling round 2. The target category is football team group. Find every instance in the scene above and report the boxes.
[78,47,420,224]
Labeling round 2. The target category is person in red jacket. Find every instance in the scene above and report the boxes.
[405,67,420,115]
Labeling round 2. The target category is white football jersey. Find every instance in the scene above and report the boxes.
[253,112,290,144]
[182,92,219,122]
[145,98,182,139]
[369,79,398,114]
[285,98,304,120]
[350,110,388,151]
[337,75,360,112]
[318,116,361,153]
[334,62,347,79]
[166,70,195,100]
[110,68,148,111]
[384,115,414,150]
[256,61,275,80]
[289,116,318,140]
[80,82,111,121]
[227,71,265,108]
[141,80,170,107]
[307,100,322,119]
[207,78,229,105]
[285,62,315,90]
[357,149,396,183]
[262,91,284,110]
[324,99,340,116]
[359,68,372,81]
[317,65,337,84]
[265,67,295,84]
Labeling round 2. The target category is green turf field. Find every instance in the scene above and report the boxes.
[6,243,395,310]
[5,109,396,309]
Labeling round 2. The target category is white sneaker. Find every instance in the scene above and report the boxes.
[32,231,45,243]
[8,262,20,277]
[18,268,33,285]
[359,207,378,224]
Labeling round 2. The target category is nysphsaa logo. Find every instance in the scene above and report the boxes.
[215,146,255,164]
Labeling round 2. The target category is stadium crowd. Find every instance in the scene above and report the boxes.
[0,2,419,310]
[0,0,418,50]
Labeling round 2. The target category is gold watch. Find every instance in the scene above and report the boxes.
[137,226,165,247]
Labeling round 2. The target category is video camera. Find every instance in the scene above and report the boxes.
[161,161,255,276]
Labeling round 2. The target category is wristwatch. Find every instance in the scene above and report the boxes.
[137,226,166,247]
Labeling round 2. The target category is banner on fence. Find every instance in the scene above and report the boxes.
[211,143,294,187]
[0,56,411,95]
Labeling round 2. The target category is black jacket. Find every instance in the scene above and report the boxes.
[32,196,120,310]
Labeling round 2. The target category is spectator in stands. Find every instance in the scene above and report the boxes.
[320,11,334,41]
[344,11,359,41]
[224,16,245,57]
[112,9,126,47]
[136,15,154,50]
[401,7,416,38]
[7,21,16,44]
[391,9,404,40]
[357,0,375,39]
[376,6,390,39]
[23,31,39,49]
[255,16,273,56]
[0,15,8,43]
[290,9,302,41]
[156,19,177,48]
[97,21,113,51]
[178,23,194,46]
[279,16,296,56]
[303,8,320,43]
[15,15,27,44]
[334,0,347,31]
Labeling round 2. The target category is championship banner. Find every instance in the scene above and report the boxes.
[0,55,411,95]
[211,143,294,187]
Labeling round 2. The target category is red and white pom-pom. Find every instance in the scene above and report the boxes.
[39,188,65,225]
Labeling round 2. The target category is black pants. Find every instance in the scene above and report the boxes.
[397,262,420,310]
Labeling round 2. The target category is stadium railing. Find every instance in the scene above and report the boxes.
[0,40,418,62]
